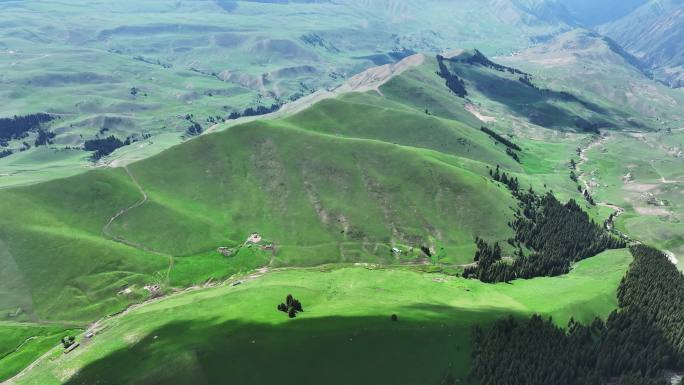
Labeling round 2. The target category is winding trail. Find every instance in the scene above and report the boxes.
[576,135,629,238]
[0,337,38,361]
[3,264,276,384]
[101,166,174,282]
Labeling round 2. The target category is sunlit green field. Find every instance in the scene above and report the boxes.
[583,131,684,269]
[10,248,631,385]
[0,323,80,382]
[2,30,682,383]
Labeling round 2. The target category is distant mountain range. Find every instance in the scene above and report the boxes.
[510,0,684,87]
[600,0,684,88]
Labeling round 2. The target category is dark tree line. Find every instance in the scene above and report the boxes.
[519,75,536,88]
[458,49,527,76]
[185,122,203,136]
[506,148,520,163]
[0,113,54,142]
[84,136,129,161]
[277,294,304,318]
[489,165,521,192]
[0,149,12,158]
[227,104,280,120]
[465,167,624,282]
[618,245,684,356]
[480,126,522,151]
[470,245,684,385]
[35,129,56,146]
[583,189,596,206]
[436,55,467,98]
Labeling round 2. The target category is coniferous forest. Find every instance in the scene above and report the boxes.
[436,55,468,98]
[83,136,128,161]
[0,113,54,143]
[464,166,625,282]
[470,245,684,385]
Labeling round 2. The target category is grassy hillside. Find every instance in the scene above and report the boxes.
[1,51,645,325]
[499,29,684,123]
[0,0,572,187]
[0,61,531,326]
[0,323,80,382]
[11,248,632,385]
[0,51,666,382]
[582,131,684,270]
[496,31,684,269]
[600,0,684,88]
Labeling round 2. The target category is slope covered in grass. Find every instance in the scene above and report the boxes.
[0,323,80,382]
[0,169,170,322]
[112,117,517,261]
[0,50,646,326]
[11,248,632,385]
[0,66,528,325]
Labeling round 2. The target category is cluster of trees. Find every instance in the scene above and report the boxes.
[470,245,684,385]
[61,336,76,349]
[35,129,56,146]
[277,294,303,318]
[618,245,684,358]
[506,148,520,163]
[518,75,537,88]
[510,192,623,278]
[84,135,128,161]
[464,238,515,283]
[480,126,521,151]
[459,49,527,76]
[227,104,280,120]
[436,55,467,98]
[182,114,204,137]
[583,189,596,206]
[185,122,203,136]
[0,113,54,143]
[0,149,12,158]
[466,169,624,282]
[489,165,520,192]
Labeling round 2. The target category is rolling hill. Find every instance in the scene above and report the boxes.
[600,0,684,88]
[0,0,579,187]
[498,29,684,271]
[1,42,683,384]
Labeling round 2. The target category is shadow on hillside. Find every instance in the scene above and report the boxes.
[452,63,616,131]
[63,307,514,385]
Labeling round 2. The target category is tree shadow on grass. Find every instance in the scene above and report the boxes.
[64,308,517,385]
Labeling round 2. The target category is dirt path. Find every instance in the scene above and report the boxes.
[0,337,38,361]
[101,166,173,281]
[3,264,275,384]
[576,135,629,235]
[576,135,607,193]
[649,160,684,184]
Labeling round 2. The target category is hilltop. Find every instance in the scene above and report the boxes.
[0,0,577,187]
[1,46,683,384]
[600,0,684,88]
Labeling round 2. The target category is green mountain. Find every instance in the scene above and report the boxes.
[499,28,684,120]
[0,0,577,187]
[600,0,684,87]
[2,8,684,383]
[1,50,649,385]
